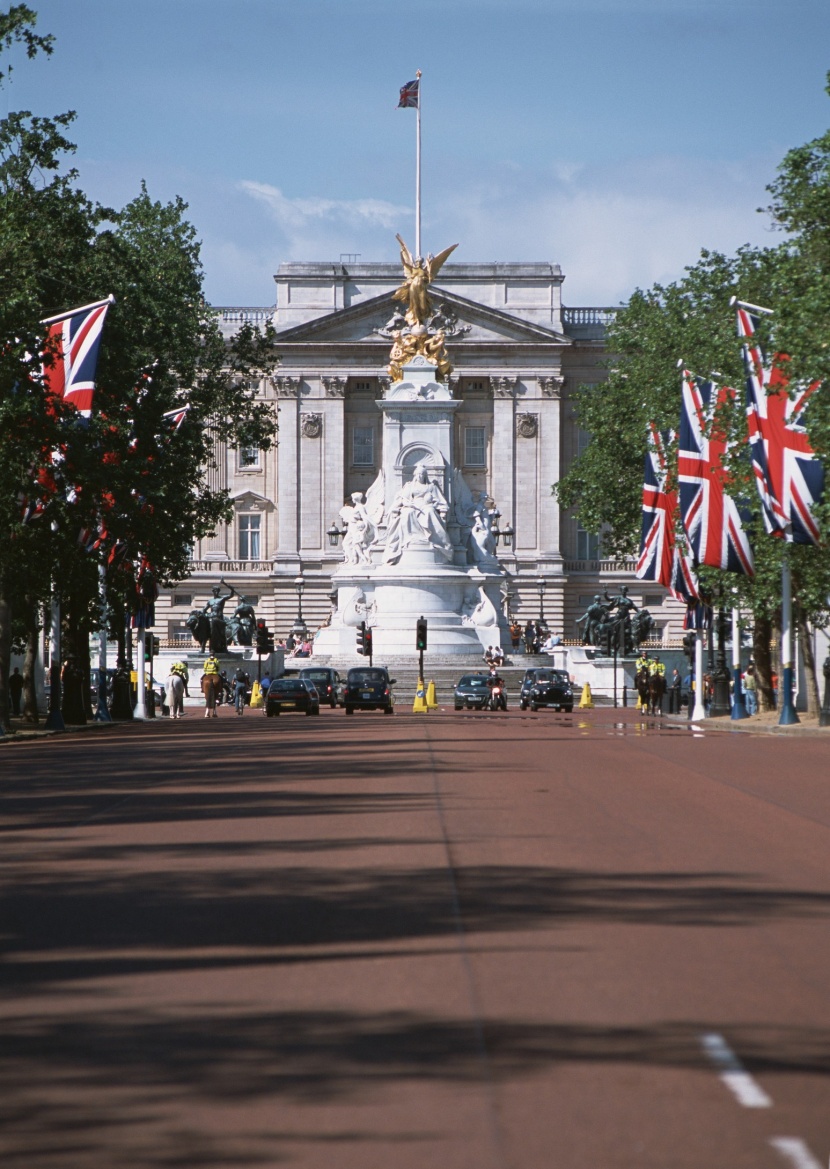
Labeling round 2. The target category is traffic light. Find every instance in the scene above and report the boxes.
[256,619,272,655]
[144,635,160,661]
[416,616,428,652]
[152,635,160,657]
[682,631,696,660]
[356,621,369,655]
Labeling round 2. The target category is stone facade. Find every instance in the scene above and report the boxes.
[157,261,686,652]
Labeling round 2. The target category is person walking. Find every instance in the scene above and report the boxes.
[9,667,23,717]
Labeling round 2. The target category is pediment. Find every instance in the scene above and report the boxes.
[274,289,569,347]
[231,489,273,510]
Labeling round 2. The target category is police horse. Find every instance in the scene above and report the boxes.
[635,666,665,716]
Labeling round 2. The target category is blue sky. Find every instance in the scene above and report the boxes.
[4,0,830,307]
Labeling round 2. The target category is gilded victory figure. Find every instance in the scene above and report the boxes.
[393,234,458,326]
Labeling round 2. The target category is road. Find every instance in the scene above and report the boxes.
[1,706,829,1169]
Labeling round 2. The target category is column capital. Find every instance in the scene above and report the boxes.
[491,375,518,398]
[321,375,346,398]
[538,375,564,398]
[271,375,302,398]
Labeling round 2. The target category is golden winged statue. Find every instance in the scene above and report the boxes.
[392,234,458,326]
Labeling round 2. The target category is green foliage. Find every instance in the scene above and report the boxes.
[0,4,52,87]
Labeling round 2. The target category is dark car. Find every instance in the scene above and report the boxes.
[453,672,492,711]
[518,667,551,708]
[266,677,320,717]
[521,668,574,712]
[344,666,395,714]
[298,666,344,708]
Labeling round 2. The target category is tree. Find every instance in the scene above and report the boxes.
[0,7,277,728]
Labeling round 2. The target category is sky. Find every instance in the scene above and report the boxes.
[4,0,830,308]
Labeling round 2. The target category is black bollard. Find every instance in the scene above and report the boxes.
[820,656,830,728]
[110,661,133,720]
[622,683,628,707]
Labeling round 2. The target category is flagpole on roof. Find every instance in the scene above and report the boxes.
[415,69,422,260]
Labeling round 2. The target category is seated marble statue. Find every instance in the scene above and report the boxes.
[383,463,452,564]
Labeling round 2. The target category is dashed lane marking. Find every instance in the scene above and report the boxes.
[700,1032,772,1108]
[769,1137,824,1169]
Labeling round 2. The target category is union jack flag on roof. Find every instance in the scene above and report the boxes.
[41,296,114,419]
[636,425,699,604]
[678,371,754,576]
[737,305,824,545]
[398,77,420,108]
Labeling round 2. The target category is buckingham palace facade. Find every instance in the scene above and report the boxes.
[155,259,685,649]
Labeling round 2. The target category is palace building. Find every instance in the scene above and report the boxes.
[155,258,685,650]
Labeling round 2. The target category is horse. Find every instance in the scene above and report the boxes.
[635,666,664,715]
[165,673,185,718]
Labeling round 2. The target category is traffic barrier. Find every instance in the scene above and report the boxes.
[578,682,594,709]
[249,680,263,708]
[426,679,438,710]
[413,679,427,713]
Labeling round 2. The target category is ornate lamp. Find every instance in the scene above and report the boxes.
[327,521,346,547]
[536,576,547,626]
[293,574,307,638]
[501,523,514,548]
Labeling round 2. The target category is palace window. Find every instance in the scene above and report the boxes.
[352,380,373,392]
[576,523,600,561]
[464,426,487,467]
[238,446,260,470]
[238,514,261,560]
[353,426,374,466]
[172,594,192,607]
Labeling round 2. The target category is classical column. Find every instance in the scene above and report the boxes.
[537,374,565,567]
[490,375,517,554]
[320,376,346,554]
[273,375,302,568]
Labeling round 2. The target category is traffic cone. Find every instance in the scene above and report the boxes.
[426,679,438,710]
[249,680,263,709]
[413,679,427,713]
[578,682,593,709]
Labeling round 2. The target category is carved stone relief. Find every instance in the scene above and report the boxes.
[321,376,346,398]
[538,376,564,398]
[516,412,538,439]
[491,376,518,398]
[271,376,302,398]
[300,413,323,438]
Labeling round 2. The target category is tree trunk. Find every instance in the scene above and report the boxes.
[753,616,775,712]
[0,593,10,732]
[22,598,40,724]
[796,607,820,716]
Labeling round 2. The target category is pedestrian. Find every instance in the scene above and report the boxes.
[9,667,23,716]
[523,620,536,654]
[201,671,219,718]
[743,663,757,715]
[261,672,271,695]
[509,621,522,653]
[669,668,681,714]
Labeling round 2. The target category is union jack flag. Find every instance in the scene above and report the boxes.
[41,296,113,419]
[636,425,699,604]
[737,305,823,545]
[398,77,420,108]
[678,371,754,576]
[161,403,191,431]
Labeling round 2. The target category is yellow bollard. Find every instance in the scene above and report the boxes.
[249,680,263,709]
[578,682,594,709]
[426,679,438,710]
[413,679,428,713]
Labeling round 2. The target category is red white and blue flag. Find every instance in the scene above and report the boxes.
[398,77,420,108]
[162,403,191,431]
[41,296,114,419]
[678,371,754,576]
[737,305,823,545]
[636,425,699,604]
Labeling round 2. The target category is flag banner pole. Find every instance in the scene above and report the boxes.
[134,627,147,721]
[44,589,65,731]
[41,294,116,326]
[779,542,799,724]
[94,561,112,722]
[415,69,422,259]
[692,630,706,721]
[731,606,748,719]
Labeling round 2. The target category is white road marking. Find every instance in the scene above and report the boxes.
[700,1032,772,1108]
[769,1137,824,1169]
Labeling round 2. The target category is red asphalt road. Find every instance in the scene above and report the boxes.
[1,705,830,1169]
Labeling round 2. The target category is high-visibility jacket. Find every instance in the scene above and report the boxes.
[203,656,220,675]
[649,660,666,677]
[635,656,650,673]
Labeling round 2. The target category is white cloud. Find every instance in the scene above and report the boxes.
[238,180,410,234]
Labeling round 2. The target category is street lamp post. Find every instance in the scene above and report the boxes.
[536,577,547,628]
[293,574,307,640]
[710,606,732,717]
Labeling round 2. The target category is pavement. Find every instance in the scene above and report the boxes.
[1,705,829,1168]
